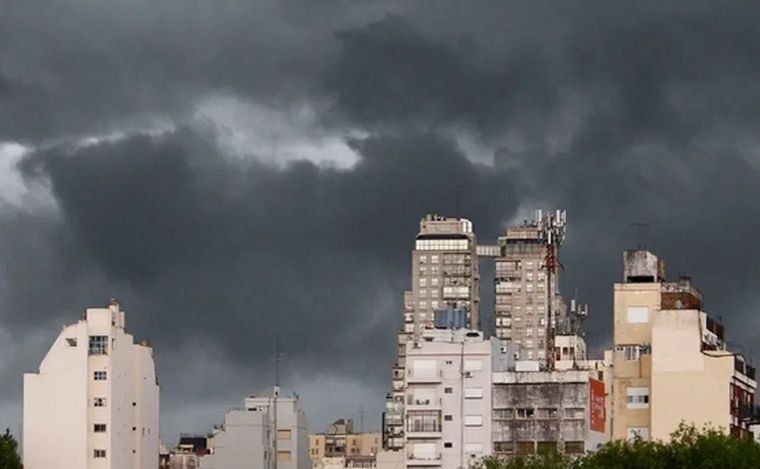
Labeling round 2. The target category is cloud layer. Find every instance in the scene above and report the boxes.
[3,0,760,441]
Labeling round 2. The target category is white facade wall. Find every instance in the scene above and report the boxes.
[404,330,493,468]
[200,395,309,469]
[23,302,159,469]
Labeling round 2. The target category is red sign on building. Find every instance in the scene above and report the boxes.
[589,378,606,433]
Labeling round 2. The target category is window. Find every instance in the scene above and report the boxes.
[464,415,483,427]
[564,408,584,419]
[431,300,439,309]
[565,441,584,454]
[627,306,649,323]
[419,278,427,287]
[88,336,109,355]
[93,397,107,407]
[278,429,292,440]
[431,255,439,264]
[93,449,106,458]
[65,338,77,347]
[536,408,558,419]
[444,442,453,448]
[516,408,534,419]
[623,345,642,361]
[94,424,107,433]
[444,415,453,421]
[465,387,483,399]
[93,371,107,381]
[420,289,427,298]
[277,451,292,462]
[444,387,453,394]
[626,387,650,409]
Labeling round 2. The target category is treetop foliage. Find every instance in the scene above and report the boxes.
[474,424,760,469]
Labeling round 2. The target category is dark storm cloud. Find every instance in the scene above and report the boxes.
[4,127,518,429]
[4,0,760,437]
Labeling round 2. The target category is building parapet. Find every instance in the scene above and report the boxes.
[493,369,591,384]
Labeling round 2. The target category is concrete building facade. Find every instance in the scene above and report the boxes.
[494,220,567,362]
[608,249,757,441]
[387,214,482,451]
[23,300,159,469]
[492,366,606,457]
[200,394,309,469]
[403,329,497,468]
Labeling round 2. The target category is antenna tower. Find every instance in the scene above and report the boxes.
[536,209,567,370]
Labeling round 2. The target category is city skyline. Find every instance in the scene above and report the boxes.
[4,0,760,447]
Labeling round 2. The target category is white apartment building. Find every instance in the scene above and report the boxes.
[403,329,499,468]
[23,300,159,469]
[200,393,309,469]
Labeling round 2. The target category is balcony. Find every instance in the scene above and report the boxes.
[406,454,442,466]
[406,396,442,410]
[406,423,442,439]
[406,370,443,384]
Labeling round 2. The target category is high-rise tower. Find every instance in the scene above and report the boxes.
[385,214,481,451]
[493,211,567,364]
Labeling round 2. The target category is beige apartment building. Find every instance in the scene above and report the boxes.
[309,419,380,468]
[609,249,757,441]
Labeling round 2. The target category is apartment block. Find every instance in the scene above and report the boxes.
[492,364,606,457]
[408,214,480,336]
[387,214,482,451]
[403,328,498,468]
[200,393,309,469]
[23,300,159,469]
[494,219,567,362]
[609,249,757,441]
[309,418,380,468]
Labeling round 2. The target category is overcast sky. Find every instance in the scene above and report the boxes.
[4,0,760,445]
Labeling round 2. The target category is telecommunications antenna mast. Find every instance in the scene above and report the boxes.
[536,210,567,370]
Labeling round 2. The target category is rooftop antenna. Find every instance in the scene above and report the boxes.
[630,221,648,249]
[455,185,462,219]
[359,403,365,433]
[538,210,567,371]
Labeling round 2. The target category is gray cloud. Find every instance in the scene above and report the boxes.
[3,0,760,443]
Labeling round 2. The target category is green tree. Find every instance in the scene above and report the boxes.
[474,424,760,469]
[0,428,22,469]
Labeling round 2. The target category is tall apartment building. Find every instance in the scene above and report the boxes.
[403,328,499,468]
[23,300,159,469]
[407,214,480,336]
[200,393,309,469]
[387,215,481,451]
[493,217,568,363]
[608,249,757,441]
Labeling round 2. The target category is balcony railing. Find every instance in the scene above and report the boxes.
[406,397,442,407]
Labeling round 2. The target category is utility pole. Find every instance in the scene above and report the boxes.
[358,404,365,433]
[273,336,282,469]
